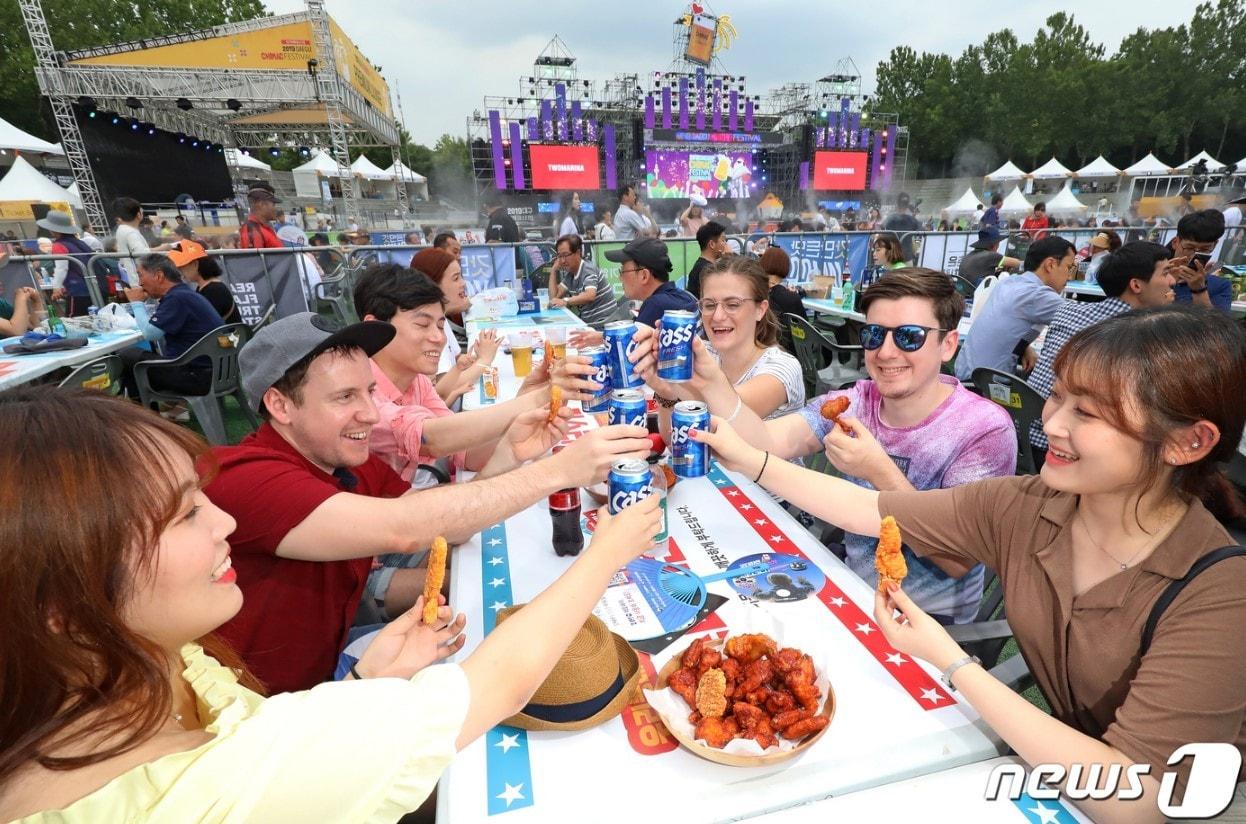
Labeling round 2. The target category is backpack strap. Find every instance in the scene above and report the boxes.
[1140,545,1246,657]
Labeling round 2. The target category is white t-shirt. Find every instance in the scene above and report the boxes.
[706,344,806,420]
[595,222,616,241]
[1225,205,1242,229]
[114,223,150,285]
[437,330,463,374]
[558,215,580,238]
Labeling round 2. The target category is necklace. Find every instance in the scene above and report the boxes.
[1075,507,1178,571]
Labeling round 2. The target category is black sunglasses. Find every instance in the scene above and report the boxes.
[859,323,950,352]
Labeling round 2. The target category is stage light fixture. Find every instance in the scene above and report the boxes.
[226,98,242,111]
[177,133,187,144]
[125,96,143,109]
[110,113,122,126]
[129,119,141,131]
[298,146,311,157]
[146,123,156,136]
[269,147,281,157]
[191,139,200,148]
[77,96,97,115]
[176,97,193,111]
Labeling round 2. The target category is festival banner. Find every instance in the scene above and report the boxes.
[217,253,309,325]
[772,231,870,285]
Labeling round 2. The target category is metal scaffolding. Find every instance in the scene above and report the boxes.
[19,0,405,226]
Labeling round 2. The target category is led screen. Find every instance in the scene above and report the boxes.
[645,150,756,199]
[812,151,868,190]
[529,144,600,189]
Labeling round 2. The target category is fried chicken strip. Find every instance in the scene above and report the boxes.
[421,536,448,625]
[875,515,908,591]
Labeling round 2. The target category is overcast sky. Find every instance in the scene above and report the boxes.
[263,0,1203,145]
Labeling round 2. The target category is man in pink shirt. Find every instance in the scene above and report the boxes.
[355,264,599,487]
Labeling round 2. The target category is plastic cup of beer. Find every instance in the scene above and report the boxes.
[508,332,534,377]
[546,325,568,361]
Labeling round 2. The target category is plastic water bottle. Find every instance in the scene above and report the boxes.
[45,298,65,336]
[841,277,855,312]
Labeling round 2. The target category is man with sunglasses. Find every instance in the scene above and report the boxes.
[548,233,621,329]
[663,269,1014,624]
[954,235,1076,382]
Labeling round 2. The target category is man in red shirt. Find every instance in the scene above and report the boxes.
[237,185,284,249]
[206,313,649,692]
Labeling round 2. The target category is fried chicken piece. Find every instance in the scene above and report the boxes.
[421,536,448,625]
[765,690,795,714]
[732,701,767,732]
[724,633,778,664]
[681,637,709,669]
[780,715,829,741]
[738,656,774,694]
[749,716,778,750]
[695,667,728,719]
[744,687,773,706]
[875,515,908,592]
[695,715,737,749]
[688,710,701,724]
[819,395,853,434]
[547,385,563,424]
[786,677,822,713]
[668,666,698,707]
[771,708,813,730]
[771,647,803,675]
[696,647,722,677]
[661,463,677,488]
[720,657,742,698]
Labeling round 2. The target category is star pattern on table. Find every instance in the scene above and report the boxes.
[488,556,504,566]
[739,503,754,511]
[489,577,506,588]
[754,518,769,526]
[919,687,944,705]
[1027,801,1060,824]
[488,537,503,547]
[494,733,521,754]
[828,596,846,607]
[725,489,739,497]
[489,600,509,613]
[713,477,728,486]
[854,622,874,635]
[884,652,906,667]
[769,534,785,543]
[496,782,525,807]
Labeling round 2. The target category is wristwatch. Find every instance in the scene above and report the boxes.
[941,654,981,690]
[1189,286,1208,293]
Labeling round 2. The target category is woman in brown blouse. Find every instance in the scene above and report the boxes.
[696,305,1245,823]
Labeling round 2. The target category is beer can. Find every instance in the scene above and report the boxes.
[579,344,612,413]
[608,458,654,514]
[671,400,710,478]
[603,320,644,389]
[608,388,647,428]
[657,309,699,382]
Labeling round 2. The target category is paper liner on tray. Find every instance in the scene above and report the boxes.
[643,608,833,756]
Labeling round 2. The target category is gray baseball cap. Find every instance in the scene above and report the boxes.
[240,312,395,413]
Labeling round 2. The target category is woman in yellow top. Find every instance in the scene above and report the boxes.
[0,387,660,822]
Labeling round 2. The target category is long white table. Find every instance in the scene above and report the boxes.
[750,756,1093,823]
[464,305,585,336]
[0,328,142,391]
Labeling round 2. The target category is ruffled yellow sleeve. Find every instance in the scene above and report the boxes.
[20,647,470,823]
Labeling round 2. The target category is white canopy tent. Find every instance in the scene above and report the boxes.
[1074,155,1121,178]
[1173,150,1225,172]
[1122,153,1172,176]
[292,150,347,198]
[999,186,1033,216]
[1045,183,1088,215]
[350,155,390,180]
[225,149,272,171]
[1029,158,1073,180]
[985,160,1028,181]
[65,182,84,209]
[0,156,75,204]
[943,187,984,216]
[386,160,429,201]
[0,116,63,155]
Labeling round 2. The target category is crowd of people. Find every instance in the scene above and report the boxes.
[0,172,1244,823]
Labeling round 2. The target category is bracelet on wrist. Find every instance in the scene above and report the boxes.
[349,662,365,680]
[653,394,679,409]
[940,654,981,690]
[1189,286,1208,294]
[725,395,744,423]
[753,451,770,484]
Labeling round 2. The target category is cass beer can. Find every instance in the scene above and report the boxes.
[657,309,698,383]
[603,320,644,390]
[579,344,612,414]
[608,458,653,514]
[608,388,647,427]
[671,400,710,478]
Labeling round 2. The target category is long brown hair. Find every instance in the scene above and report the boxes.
[1053,305,1246,522]
[0,388,259,787]
[701,255,779,347]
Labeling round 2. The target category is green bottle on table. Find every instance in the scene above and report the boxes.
[45,297,65,336]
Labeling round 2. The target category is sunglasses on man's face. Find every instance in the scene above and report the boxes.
[859,323,949,352]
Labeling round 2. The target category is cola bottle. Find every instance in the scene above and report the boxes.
[549,486,584,557]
